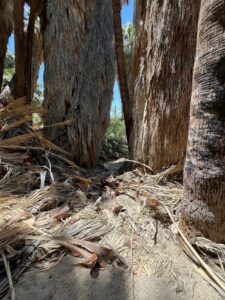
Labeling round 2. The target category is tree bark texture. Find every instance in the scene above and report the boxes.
[14,0,27,98]
[180,0,225,243]
[0,30,43,100]
[0,0,13,91]
[26,5,36,101]
[130,0,200,171]
[112,0,132,143]
[44,0,115,167]
[25,0,45,100]
[31,29,43,97]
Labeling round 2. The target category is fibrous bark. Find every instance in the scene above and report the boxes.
[30,26,43,97]
[0,0,13,91]
[13,0,44,100]
[25,0,44,100]
[180,0,225,243]
[1,22,43,100]
[44,0,115,167]
[130,0,200,171]
[14,0,26,98]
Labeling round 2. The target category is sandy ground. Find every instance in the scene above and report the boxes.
[3,254,222,300]
[1,160,224,300]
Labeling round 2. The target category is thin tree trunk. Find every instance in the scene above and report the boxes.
[0,0,13,91]
[25,0,44,100]
[14,0,26,98]
[112,0,132,143]
[25,6,35,102]
[180,0,225,243]
[130,0,200,172]
[0,30,43,100]
[31,30,43,96]
[44,0,115,167]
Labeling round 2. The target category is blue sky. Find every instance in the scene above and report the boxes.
[7,1,134,115]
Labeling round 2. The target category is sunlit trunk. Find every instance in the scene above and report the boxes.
[180,0,225,243]
[130,0,200,171]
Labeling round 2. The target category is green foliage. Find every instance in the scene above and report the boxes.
[33,83,44,105]
[106,116,126,141]
[4,53,15,69]
[32,113,43,127]
[3,53,15,87]
[102,116,128,160]
[123,23,134,57]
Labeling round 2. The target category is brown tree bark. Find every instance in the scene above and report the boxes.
[0,30,43,100]
[112,0,132,143]
[130,0,200,172]
[30,30,43,97]
[180,0,225,243]
[25,0,44,101]
[0,0,13,91]
[44,0,115,167]
[14,0,26,98]
[2,1,43,100]
[25,6,35,102]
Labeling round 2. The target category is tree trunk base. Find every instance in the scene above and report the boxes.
[179,214,225,244]
[178,214,202,240]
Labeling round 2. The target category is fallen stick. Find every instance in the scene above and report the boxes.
[161,202,225,295]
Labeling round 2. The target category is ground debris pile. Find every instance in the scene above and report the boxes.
[1,99,225,299]
[0,160,182,298]
[0,97,79,169]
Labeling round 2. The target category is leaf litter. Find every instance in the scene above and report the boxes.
[0,98,225,299]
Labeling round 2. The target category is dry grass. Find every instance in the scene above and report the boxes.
[1,162,225,298]
[0,98,225,299]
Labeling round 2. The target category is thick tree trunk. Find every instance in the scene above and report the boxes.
[0,0,13,91]
[112,0,132,143]
[130,0,200,171]
[44,0,115,168]
[180,0,225,243]
[14,0,27,98]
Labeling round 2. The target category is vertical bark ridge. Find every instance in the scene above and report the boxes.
[130,0,200,171]
[0,0,13,91]
[14,0,27,98]
[112,0,132,143]
[44,0,115,167]
[181,0,225,243]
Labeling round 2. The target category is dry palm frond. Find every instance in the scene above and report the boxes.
[162,203,225,297]
[0,97,83,171]
[0,115,32,132]
[0,97,46,123]
[192,237,225,257]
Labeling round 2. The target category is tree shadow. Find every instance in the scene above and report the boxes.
[4,255,130,300]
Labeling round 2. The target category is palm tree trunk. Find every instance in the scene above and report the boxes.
[44,0,115,167]
[180,0,225,243]
[0,30,43,100]
[130,0,200,172]
[25,0,44,101]
[0,0,13,91]
[30,30,43,97]
[25,6,35,102]
[14,0,26,98]
[112,0,132,143]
